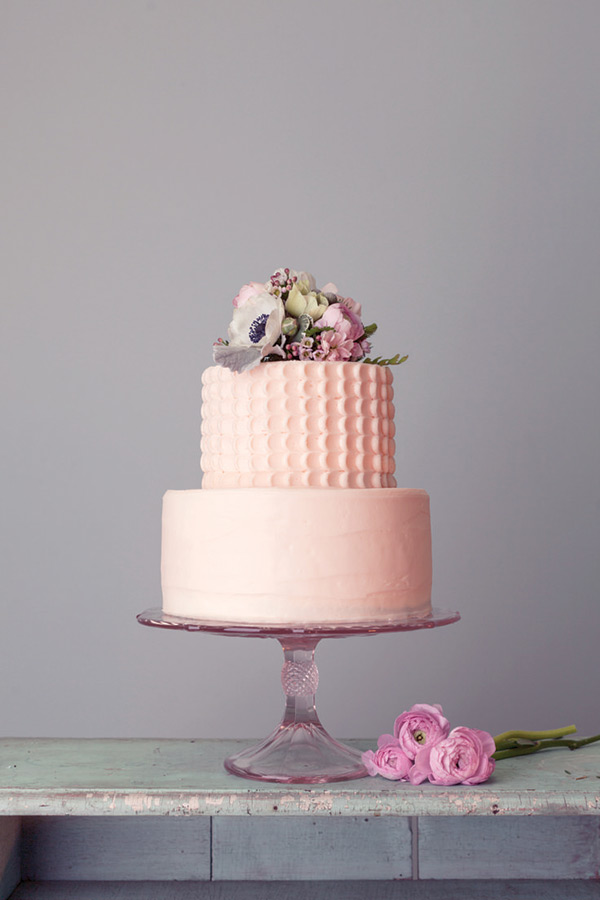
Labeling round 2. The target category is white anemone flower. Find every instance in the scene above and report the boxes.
[214,291,285,373]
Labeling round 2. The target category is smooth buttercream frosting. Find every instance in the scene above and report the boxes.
[161,488,432,625]
[200,361,396,489]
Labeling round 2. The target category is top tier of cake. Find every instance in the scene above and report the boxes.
[200,361,396,489]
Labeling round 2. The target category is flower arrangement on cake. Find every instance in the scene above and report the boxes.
[213,267,408,373]
[363,703,600,785]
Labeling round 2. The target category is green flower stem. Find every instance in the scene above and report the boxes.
[494,726,576,750]
[493,733,600,761]
[567,733,600,749]
[493,743,542,761]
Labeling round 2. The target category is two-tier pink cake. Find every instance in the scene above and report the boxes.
[160,269,432,626]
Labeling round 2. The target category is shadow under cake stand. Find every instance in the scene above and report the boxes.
[137,607,460,784]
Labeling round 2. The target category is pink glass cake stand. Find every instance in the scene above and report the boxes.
[137,607,460,784]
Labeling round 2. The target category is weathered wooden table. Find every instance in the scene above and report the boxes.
[1,738,599,898]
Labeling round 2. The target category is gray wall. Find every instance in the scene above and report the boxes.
[2,0,599,744]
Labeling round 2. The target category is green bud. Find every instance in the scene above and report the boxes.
[282,317,298,337]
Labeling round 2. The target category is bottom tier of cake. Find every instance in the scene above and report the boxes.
[160,487,432,625]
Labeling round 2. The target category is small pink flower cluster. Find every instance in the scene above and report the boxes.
[362,703,496,786]
[283,297,371,362]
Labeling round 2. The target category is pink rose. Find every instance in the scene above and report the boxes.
[394,703,450,760]
[318,302,364,343]
[339,295,362,317]
[233,281,266,308]
[409,727,496,786]
[362,735,412,780]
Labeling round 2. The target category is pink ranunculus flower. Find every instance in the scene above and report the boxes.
[233,281,266,308]
[362,734,412,780]
[339,295,362,317]
[409,727,496,786]
[318,302,364,343]
[394,703,451,760]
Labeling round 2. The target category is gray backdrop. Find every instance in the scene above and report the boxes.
[2,0,599,744]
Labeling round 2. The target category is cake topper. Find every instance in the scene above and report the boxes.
[213,267,408,373]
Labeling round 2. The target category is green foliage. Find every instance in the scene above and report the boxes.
[364,353,408,367]
[305,325,334,337]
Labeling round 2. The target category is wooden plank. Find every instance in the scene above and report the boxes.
[20,816,210,881]
[0,817,20,900]
[418,815,600,879]
[8,880,600,899]
[1,738,599,818]
[213,816,412,880]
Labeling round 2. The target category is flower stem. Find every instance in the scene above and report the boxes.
[493,744,542,761]
[493,726,576,749]
[493,732,600,761]
[567,733,600,749]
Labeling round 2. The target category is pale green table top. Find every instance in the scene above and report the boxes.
[0,738,598,817]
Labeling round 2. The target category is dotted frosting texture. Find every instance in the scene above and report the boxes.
[201,361,396,488]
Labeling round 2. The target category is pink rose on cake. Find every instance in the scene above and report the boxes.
[318,302,364,340]
[408,727,496,786]
[393,703,451,760]
[338,295,362,317]
[233,282,266,308]
[362,735,412,780]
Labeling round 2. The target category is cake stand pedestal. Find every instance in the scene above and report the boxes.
[136,608,460,784]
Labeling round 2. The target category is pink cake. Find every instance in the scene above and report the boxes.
[200,361,396,489]
[160,269,432,626]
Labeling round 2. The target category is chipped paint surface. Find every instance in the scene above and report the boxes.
[122,792,161,814]
[204,795,227,808]
[0,738,599,818]
[278,791,335,813]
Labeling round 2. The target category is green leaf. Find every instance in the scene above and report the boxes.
[363,322,378,336]
[364,353,408,367]
[305,325,334,337]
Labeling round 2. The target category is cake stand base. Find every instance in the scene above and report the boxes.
[137,607,460,784]
[224,638,366,783]
[224,724,365,784]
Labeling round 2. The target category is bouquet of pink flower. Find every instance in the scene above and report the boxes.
[213,267,407,374]
[363,703,600,785]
